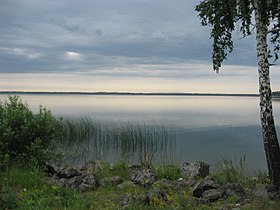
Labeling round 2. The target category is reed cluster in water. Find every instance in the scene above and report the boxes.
[57,117,176,165]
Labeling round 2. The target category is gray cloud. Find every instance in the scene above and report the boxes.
[0,0,273,79]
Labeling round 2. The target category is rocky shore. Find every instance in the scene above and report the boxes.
[44,160,280,209]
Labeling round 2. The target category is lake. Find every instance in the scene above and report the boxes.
[1,94,280,172]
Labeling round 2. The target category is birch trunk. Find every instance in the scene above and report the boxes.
[255,5,280,186]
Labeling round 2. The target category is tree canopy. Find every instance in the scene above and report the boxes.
[195,0,280,72]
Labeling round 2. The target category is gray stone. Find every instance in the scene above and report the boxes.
[64,174,99,192]
[47,174,99,192]
[181,161,210,179]
[130,169,156,186]
[44,162,82,178]
[82,161,102,175]
[152,179,188,191]
[44,161,100,192]
[202,188,225,202]
[44,161,61,176]
[192,176,220,198]
[57,166,82,179]
[186,177,197,187]
[223,183,245,197]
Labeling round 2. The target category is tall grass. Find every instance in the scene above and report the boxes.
[57,118,177,165]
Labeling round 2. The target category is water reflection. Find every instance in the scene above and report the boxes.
[1,94,280,171]
[1,95,263,127]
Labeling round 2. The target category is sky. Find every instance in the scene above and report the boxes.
[0,0,279,93]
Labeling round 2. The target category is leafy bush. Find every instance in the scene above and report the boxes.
[0,96,61,169]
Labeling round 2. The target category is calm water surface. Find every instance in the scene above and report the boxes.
[2,94,280,171]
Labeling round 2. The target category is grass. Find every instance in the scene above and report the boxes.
[155,165,181,180]
[212,156,272,193]
[1,160,280,210]
[58,118,177,166]
[212,156,248,186]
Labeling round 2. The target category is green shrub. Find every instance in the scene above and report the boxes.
[0,96,61,169]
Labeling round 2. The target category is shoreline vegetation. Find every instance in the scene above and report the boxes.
[1,96,280,209]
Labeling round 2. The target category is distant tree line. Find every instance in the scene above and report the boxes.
[272,91,280,98]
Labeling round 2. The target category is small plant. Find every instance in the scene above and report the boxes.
[155,165,181,180]
[212,156,272,192]
[212,156,247,186]
[0,96,62,169]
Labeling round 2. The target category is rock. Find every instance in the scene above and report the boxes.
[44,161,101,192]
[181,161,210,179]
[63,174,99,192]
[56,178,68,187]
[44,161,61,176]
[223,183,245,197]
[57,166,82,179]
[82,161,102,175]
[192,176,220,198]
[186,178,197,187]
[202,188,225,202]
[44,162,82,178]
[152,179,188,191]
[100,176,123,187]
[130,169,156,186]
[253,184,280,199]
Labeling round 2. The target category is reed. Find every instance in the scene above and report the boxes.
[57,118,177,165]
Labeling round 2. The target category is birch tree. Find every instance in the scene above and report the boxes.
[196,0,280,186]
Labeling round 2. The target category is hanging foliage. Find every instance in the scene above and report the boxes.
[195,0,280,72]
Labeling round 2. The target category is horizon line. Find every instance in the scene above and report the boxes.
[0,91,259,97]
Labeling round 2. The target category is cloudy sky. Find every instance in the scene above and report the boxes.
[0,0,279,93]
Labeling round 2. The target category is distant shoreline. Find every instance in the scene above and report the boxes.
[0,91,259,97]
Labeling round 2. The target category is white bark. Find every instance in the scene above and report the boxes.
[255,2,280,186]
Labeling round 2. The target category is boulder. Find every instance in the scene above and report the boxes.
[223,183,245,197]
[130,169,156,186]
[181,161,210,179]
[44,162,82,178]
[202,188,225,202]
[44,161,100,192]
[152,179,188,191]
[57,174,99,192]
[192,176,220,198]
[82,161,102,175]
[44,161,61,176]
[57,166,82,179]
